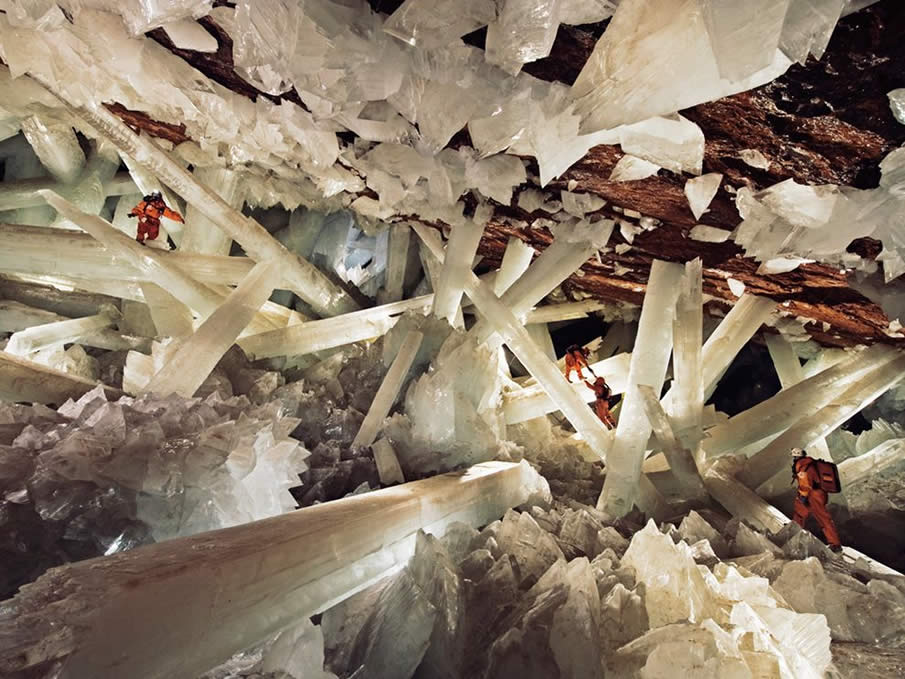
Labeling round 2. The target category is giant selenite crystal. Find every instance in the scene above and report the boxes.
[571,0,798,132]
[598,260,684,517]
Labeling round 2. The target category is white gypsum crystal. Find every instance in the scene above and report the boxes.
[669,259,704,448]
[571,0,793,132]
[838,438,905,486]
[20,113,85,183]
[161,18,218,52]
[239,295,435,359]
[371,438,406,485]
[740,351,905,489]
[485,0,561,75]
[6,307,118,356]
[683,172,723,220]
[688,224,731,242]
[431,220,484,326]
[56,100,359,317]
[618,114,705,175]
[415,226,615,459]
[503,352,631,424]
[703,344,899,458]
[526,322,557,362]
[179,167,243,256]
[0,171,135,211]
[739,148,771,169]
[597,260,684,517]
[0,461,545,679]
[382,0,496,49]
[609,154,660,182]
[701,0,791,81]
[493,236,535,296]
[143,261,280,398]
[778,0,846,65]
[51,140,120,230]
[726,278,745,297]
[39,190,228,318]
[0,349,122,404]
[524,300,607,325]
[378,223,411,305]
[559,0,618,25]
[889,88,905,125]
[560,190,606,218]
[353,329,424,449]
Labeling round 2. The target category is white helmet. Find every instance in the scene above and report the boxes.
[791,447,806,457]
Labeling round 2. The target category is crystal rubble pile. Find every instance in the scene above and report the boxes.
[0,2,899,348]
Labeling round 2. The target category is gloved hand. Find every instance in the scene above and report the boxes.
[798,494,810,507]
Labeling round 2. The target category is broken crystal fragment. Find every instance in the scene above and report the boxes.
[371,437,405,485]
[383,0,496,49]
[6,307,118,356]
[609,154,660,182]
[779,0,845,65]
[619,114,705,175]
[740,148,771,169]
[688,224,731,243]
[684,172,723,220]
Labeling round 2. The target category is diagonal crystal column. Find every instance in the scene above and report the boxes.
[20,114,85,184]
[0,461,547,679]
[415,226,614,459]
[669,259,704,448]
[432,220,484,325]
[470,219,614,347]
[739,351,905,489]
[143,260,281,398]
[51,96,358,317]
[39,190,227,318]
[765,333,832,458]
[493,236,535,296]
[0,350,122,404]
[597,260,685,517]
[352,329,424,449]
[702,344,899,458]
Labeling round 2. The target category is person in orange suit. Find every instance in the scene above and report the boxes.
[564,344,595,383]
[129,192,184,244]
[584,375,619,429]
[792,447,842,552]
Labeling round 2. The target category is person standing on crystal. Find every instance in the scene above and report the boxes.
[791,447,843,552]
[584,375,619,429]
[564,344,595,382]
[129,192,184,244]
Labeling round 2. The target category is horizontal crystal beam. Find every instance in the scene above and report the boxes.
[0,461,546,679]
[523,300,607,325]
[0,170,135,212]
[838,439,905,486]
[40,191,228,318]
[0,223,257,286]
[0,350,122,404]
[740,351,905,489]
[703,345,899,458]
[599,260,685,517]
[415,227,614,459]
[5,309,117,355]
[352,329,424,449]
[57,98,359,317]
[502,352,631,424]
[239,295,435,359]
[144,261,281,398]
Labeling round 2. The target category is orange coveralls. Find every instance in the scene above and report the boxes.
[792,456,841,547]
[564,346,593,382]
[129,195,184,243]
[585,376,617,429]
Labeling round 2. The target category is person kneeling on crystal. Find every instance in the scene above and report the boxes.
[791,447,843,553]
[564,344,595,382]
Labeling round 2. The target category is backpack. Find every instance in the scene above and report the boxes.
[813,459,842,493]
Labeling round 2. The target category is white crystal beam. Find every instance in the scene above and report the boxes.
[239,295,435,359]
[669,259,704,449]
[52,141,120,230]
[470,220,614,346]
[143,261,281,398]
[431,220,484,325]
[6,308,118,356]
[0,461,546,679]
[179,167,242,256]
[20,114,86,184]
[415,227,614,459]
[0,350,122,404]
[0,172,136,211]
[523,300,607,325]
[378,223,411,304]
[352,329,424,449]
[598,260,685,517]
[703,345,899,458]
[700,294,776,399]
[838,439,905,487]
[739,352,905,489]
[140,283,195,338]
[765,333,832,458]
[503,352,631,424]
[637,384,705,497]
[55,98,359,317]
[494,236,535,296]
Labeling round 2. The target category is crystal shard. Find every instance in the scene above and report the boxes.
[684,173,723,220]
[619,115,705,175]
[890,88,905,125]
[485,0,561,75]
[609,154,660,182]
[702,0,790,81]
[383,0,496,49]
[20,114,85,184]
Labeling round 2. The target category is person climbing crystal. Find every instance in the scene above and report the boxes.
[564,344,595,383]
[584,375,619,429]
[129,192,184,244]
[791,447,843,552]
